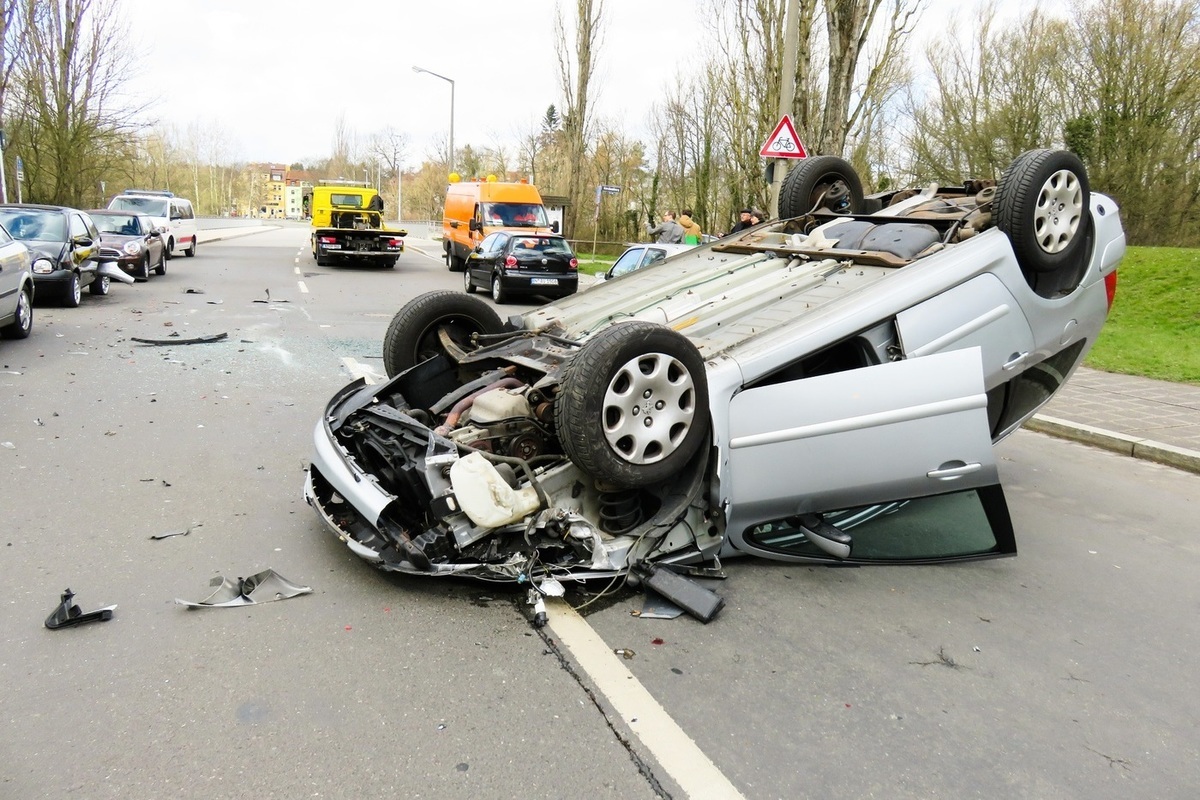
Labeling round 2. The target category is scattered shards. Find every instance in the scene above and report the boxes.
[637,590,686,620]
[252,288,288,304]
[131,332,228,346]
[45,589,116,630]
[183,287,205,294]
[206,300,223,305]
[614,648,636,660]
[3,370,21,375]
[175,569,312,609]
[34,418,44,426]
[1,441,15,450]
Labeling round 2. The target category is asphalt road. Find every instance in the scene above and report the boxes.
[2,226,1197,799]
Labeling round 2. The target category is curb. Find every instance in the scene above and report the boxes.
[1026,414,1200,475]
[196,225,279,244]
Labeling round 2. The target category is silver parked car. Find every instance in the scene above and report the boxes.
[597,242,695,282]
[305,150,1123,609]
[0,220,35,339]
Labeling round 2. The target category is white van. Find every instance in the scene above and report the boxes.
[107,190,198,258]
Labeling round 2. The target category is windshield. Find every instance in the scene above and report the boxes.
[93,215,139,235]
[482,203,548,227]
[0,209,66,242]
[109,196,169,217]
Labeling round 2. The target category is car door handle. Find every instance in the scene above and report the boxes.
[1002,351,1029,370]
[927,461,982,480]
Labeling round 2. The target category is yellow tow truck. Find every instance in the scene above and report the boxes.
[310,181,406,268]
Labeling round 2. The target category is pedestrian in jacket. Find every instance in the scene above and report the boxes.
[679,209,702,244]
[728,208,754,235]
[646,211,685,244]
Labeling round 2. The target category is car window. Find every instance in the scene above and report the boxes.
[511,237,571,257]
[478,232,503,253]
[743,486,1015,562]
[0,210,65,242]
[94,215,137,234]
[610,247,645,278]
[109,196,169,217]
[642,248,669,268]
[0,224,11,244]
[68,213,89,240]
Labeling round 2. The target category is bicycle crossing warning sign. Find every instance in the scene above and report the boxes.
[760,115,808,159]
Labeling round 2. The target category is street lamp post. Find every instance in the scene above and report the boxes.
[412,65,455,177]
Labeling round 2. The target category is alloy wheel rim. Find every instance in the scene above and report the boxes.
[1034,169,1083,254]
[601,351,696,464]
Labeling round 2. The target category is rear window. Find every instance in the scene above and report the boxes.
[110,196,169,217]
[511,237,572,257]
[329,194,364,208]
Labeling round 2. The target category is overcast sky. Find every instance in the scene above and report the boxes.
[120,0,1037,168]
[121,0,709,166]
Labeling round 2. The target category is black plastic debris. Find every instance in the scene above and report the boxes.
[45,589,116,630]
[175,569,312,609]
[131,332,228,346]
[635,563,725,623]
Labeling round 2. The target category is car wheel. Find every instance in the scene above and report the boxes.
[62,272,81,307]
[89,274,110,296]
[996,149,1092,277]
[463,268,476,293]
[778,155,864,218]
[185,237,197,257]
[448,251,466,272]
[491,274,508,304]
[165,237,175,259]
[138,254,151,281]
[555,320,710,488]
[382,291,505,378]
[154,248,167,276]
[0,287,32,339]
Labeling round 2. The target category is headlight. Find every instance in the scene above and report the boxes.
[123,241,142,256]
[32,258,54,274]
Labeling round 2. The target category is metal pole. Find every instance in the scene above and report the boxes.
[412,66,455,177]
[769,0,800,219]
[0,136,8,204]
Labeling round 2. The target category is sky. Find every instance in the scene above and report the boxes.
[121,0,708,167]
[119,0,1048,169]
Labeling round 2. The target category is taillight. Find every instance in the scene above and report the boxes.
[1104,270,1118,311]
[387,238,403,247]
[504,255,518,267]
[569,258,578,270]
[318,236,337,244]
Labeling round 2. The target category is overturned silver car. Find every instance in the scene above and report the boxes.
[305,150,1124,597]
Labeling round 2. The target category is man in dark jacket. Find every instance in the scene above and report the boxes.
[727,208,755,235]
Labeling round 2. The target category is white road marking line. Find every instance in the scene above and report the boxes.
[298,281,309,293]
[294,266,301,274]
[341,357,381,385]
[547,600,746,800]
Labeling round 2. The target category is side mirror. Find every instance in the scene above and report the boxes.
[472,245,483,254]
[550,221,560,233]
[148,230,161,238]
[73,235,94,247]
[468,219,482,232]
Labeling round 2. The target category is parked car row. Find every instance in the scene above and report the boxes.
[0,191,196,345]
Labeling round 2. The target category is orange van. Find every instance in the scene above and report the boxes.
[442,179,557,271]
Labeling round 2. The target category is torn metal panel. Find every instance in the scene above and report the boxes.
[176,569,312,608]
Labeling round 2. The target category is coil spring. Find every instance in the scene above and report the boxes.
[598,490,644,535]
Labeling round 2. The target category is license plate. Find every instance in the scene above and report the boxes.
[530,278,559,286]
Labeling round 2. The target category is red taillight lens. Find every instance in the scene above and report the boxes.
[388,238,403,247]
[1104,270,1118,311]
[504,255,518,267]
[569,258,578,270]
[318,236,337,244]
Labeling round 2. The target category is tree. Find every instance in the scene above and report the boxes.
[9,0,141,206]
[554,0,605,236]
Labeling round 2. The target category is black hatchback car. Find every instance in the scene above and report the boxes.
[463,232,578,303]
[0,204,129,306]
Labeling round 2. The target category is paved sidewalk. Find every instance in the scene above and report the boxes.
[1030,366,1200,474]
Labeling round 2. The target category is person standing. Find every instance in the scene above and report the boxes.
[679,209,702,244]
[749,209,767,226]
[728,208,754,235]
[646,211,685,244]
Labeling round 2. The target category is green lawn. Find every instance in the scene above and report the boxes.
[1084,246,1200,385]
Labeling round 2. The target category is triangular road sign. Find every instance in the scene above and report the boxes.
[760,115,808,159]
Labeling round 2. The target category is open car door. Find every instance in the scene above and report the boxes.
[723,347,1015,564]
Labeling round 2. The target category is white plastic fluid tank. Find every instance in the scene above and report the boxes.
[469,388,532,423]
[449,452,540,528]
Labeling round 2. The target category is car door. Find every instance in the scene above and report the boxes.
[469,232,503,285]
[0,224,22,319]
[723,347,1015,564]
[68,212,97,275]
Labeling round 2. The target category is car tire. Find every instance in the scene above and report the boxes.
[555,320,710,488]
[491,274,508,304]
[89,274,110,296]
[165,238,175,259]
[778,155,865,218]
[138,254,151,281]
[448,250,466,272]
[0,286,32,339]
[463,268,476,293]
[995,149,1091,277]
[62,272,81,308]
[154,249,167,276]
[382,291,505,378]
[185,237,197,257]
